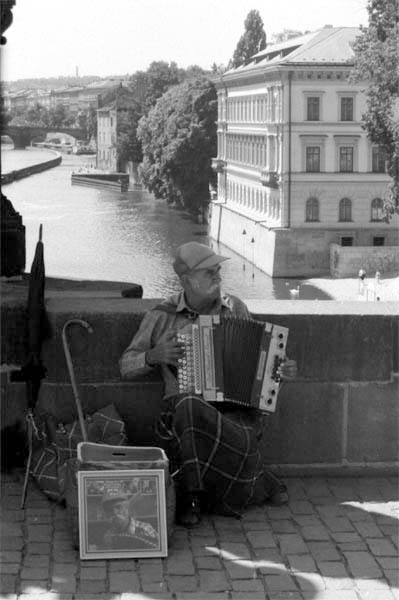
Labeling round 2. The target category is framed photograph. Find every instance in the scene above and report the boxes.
[77,469,168,559]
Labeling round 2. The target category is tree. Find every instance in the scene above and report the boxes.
[351,0,399,217]
[231,10,266,68]
[137,77,217,214]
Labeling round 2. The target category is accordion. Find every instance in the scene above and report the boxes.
[176,315,289,413]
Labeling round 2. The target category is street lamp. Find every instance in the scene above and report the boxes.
[242,229,247,270]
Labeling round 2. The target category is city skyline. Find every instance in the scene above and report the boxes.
[2,0,368,82]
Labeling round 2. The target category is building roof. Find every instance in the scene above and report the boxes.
[225,27,361,76]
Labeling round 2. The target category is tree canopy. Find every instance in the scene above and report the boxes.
[351,0,399,217]
[231,10,266,68]
[137,77,217,214]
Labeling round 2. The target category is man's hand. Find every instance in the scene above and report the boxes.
[277,358,297,381]
[146,331,184,367]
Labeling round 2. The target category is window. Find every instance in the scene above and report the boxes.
[341,237,353,247]
[306,197,319,222]
[341,97,354,121]
[339,198,352,221]
[373,236,385,246]
[372,146,386,173]
[306,147,320,172]
[371,197,384,221]
[307,97,320,121]
[339,147,354,172]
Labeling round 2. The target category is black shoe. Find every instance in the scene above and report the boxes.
[268,487,289,506]
[177,493,202,527]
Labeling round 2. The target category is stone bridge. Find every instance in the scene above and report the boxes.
[2,125,88,149]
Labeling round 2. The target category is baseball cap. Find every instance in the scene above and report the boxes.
[173,242,229,276]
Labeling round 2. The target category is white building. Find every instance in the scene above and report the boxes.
[210,27,398,277]
[96,103,117,171]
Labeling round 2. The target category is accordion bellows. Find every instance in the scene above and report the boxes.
[177,316,289,412]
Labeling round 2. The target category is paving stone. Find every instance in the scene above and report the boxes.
[167,575,199,592]
[20,566,50,580]
[300,525,331,541]
[376,556,399,570]
[1,563,20,574]
[277,533,308,555]
[223,559,256,579]
[142,581,170,594]
[24,554,51,567]
[78,580,111,593]
[353,521,385,537]
[356,591,396,600]
[1,536,24,550]
[322,517,355,532]
[344,551,383,578]
[252,546,286,572]
[294,571,326,592]
[270,519,297,533]
[246,530,277,548]
[166,551,196,575]
[263,573,298,592]
[268,593,303,600]
[0,550,22,562]
[195,556,223,570]
[286,553,316,572]
[302,591,359,599]
[79,565,107,579]
[331,531,362,543]
[50,573,77,592]
[307,541,341,561]
[288,500,314,514]
[230,578,265,592]
[366,537,398,556]
[197,570,229,592]
[218,542,252,559]
[384,570,399,586]
[336,541,368,552]
[109,570,140,592]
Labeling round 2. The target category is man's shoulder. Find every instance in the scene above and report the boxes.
[151,292,180,315]
[222,293,250,315]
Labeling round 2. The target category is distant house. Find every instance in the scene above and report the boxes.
[96,103,117,172]
[210,27,399,277]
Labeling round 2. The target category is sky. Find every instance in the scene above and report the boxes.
[2,0,369,82]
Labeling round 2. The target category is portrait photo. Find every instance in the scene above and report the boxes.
[78,469,167,559]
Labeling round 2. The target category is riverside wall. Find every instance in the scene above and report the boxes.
[1,152,62,185]
[1,297,398,475]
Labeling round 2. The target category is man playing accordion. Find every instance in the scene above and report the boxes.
[120,242,297,527]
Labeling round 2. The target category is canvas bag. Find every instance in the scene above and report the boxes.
[29,403,127,502]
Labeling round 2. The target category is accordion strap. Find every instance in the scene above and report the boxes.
[152,303,178,314]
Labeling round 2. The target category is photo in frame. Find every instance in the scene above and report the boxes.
[77,469,168,559]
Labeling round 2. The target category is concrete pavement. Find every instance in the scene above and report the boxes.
[1,471,398,600]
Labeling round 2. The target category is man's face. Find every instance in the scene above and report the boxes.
[186,265,222,300]
[109,500,129,530]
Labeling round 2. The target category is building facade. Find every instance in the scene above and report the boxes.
[96,104,117,171]
[210,27,398,277]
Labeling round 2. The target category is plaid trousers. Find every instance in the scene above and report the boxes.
[156,394,284,517]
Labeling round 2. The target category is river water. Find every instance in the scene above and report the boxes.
[2,146,330,299]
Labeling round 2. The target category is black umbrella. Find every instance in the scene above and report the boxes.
[20,224,51,507]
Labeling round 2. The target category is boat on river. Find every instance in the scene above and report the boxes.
[71,170,129,192]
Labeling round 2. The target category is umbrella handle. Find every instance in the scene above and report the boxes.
[61,319,93,442]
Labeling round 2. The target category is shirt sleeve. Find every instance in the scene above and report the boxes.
[119,311,160,379]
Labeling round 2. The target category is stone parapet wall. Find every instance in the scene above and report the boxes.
[1,297,398,474]
[330,243,399,277]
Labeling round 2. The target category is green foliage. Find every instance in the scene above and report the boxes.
[231,10,266,68]
[137,77,217,213]
[351,0,399,216]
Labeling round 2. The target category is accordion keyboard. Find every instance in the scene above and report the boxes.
[176,331,202,395]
